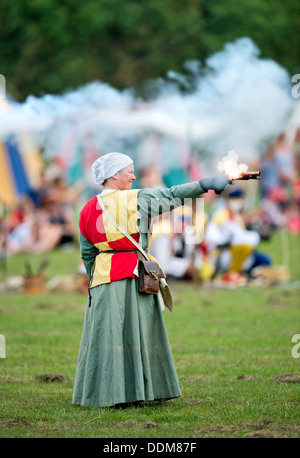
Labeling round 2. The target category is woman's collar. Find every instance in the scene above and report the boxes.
[100,188,116,196]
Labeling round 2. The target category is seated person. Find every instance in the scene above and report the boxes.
[204,188,271,283]
[149,206,201,283]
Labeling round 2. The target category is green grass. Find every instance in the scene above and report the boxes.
[0,232,299,438]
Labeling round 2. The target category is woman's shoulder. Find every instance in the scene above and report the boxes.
[80,195,100,218]
[79,195,101,240]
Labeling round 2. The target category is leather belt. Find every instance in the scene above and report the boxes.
[100,250,139,254]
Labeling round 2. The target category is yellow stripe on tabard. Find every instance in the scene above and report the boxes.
[90,252,112,286]
[94,241,111,251]
[101,190,139,242]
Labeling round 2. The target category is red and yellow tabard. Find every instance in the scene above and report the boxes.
[79,189,143,287]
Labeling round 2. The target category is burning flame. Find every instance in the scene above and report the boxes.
[217,150,248,180]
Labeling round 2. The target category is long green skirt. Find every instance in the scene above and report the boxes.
[72,278,181,407]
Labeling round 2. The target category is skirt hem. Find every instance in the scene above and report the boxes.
[72,394,181,409]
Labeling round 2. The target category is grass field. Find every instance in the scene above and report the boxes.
[0,232,299,438]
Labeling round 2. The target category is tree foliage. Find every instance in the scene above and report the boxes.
[1,0,299,101]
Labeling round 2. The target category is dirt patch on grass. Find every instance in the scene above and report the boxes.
[267,290,300,307]
[33,302,54,309]
[198,424,241,434]
[180,375,206,382]
[0,418,31,429]
[273,373,300,383]
[244,425,300,438]
[184,397,203,405]
[118,419,160,429]
[244,429,278,438]
[236,374,263,381]
[35,373,70,383]
[36,420,78,433]
[184,396,216,405]
[0,375,20,383]
[197,420,300,438]
[236,373,300,383]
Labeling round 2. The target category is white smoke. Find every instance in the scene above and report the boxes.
[217,150,248,177]
[158,38,295,160]
[0,37,296,167]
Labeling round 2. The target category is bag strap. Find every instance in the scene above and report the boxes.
[97,194,150,261]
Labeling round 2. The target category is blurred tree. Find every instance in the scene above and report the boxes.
[201,0,300,76]
[0,0,299,101]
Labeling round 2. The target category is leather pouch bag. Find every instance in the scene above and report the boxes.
[138,260,163,294]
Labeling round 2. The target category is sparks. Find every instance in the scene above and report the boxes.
[217,150,248,180]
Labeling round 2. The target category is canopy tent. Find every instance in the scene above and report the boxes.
[0,98,43,207]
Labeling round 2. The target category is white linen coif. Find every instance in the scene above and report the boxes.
[91,152,133,185]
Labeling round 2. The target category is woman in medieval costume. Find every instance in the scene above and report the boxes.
[72,152,230,408]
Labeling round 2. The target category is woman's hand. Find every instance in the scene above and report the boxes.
[200,174,232,194]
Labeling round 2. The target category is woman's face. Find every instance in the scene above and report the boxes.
[115,164,136,190]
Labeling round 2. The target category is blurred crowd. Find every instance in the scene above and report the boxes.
[147,130,300,286]
[0,129,299,286]
[0,171,82,256]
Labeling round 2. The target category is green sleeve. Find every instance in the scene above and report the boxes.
[79,232,99,280]
[137,181,204,218]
